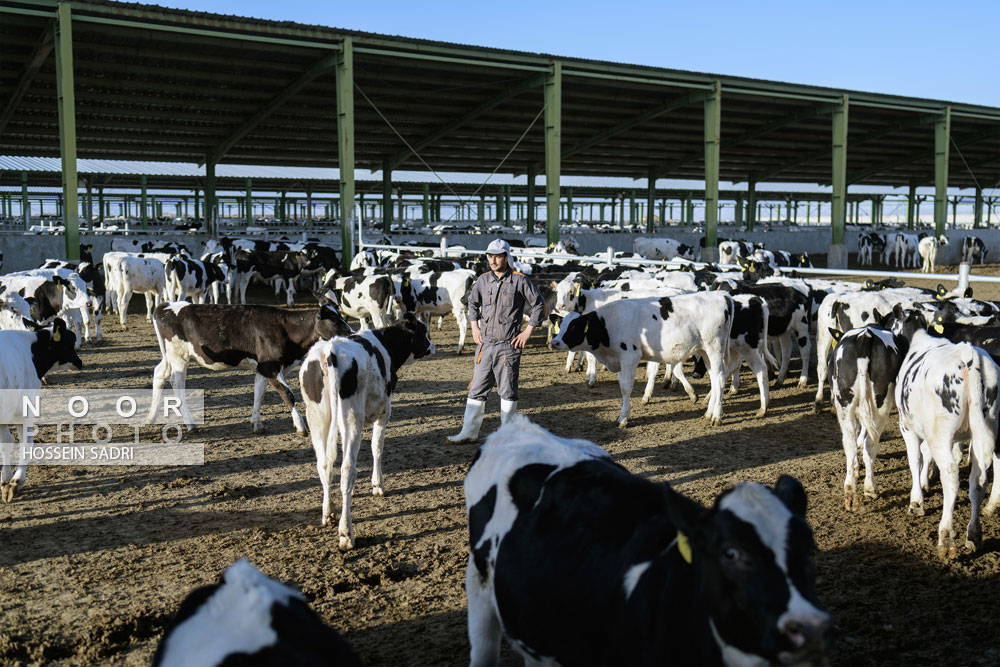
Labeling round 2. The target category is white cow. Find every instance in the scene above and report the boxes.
[918,234,949,273]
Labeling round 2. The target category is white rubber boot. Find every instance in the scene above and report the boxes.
[447,398,486,444]
[500,399,518,425]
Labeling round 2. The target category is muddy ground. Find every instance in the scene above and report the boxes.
[3,262,1000,666]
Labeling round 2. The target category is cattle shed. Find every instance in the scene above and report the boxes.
[2,0,1000,262]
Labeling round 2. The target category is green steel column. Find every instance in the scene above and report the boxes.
[140,174,148,229]
[951,196,959,228]
[934,107,951,236]
[423,184,430,226]
[628,191,635,226]
[194,189,199,223]
[686,198,694,226]
[382,159,392,233]
[526,165,537,233]
[337,37,356,264]
[566,187,573,225]
[906,183,917,229]
[659,199,666,225]
[54,4,79,260]
[97,187,104,223]
[735,195,744,227]
[703,80,722,247]
[21,172,29,229]
[205,159,216,235]
[505,185,512,224]
[245,178,253,228]
[974,187,983,229]
[830,94,848,246]
[544,61,562,245]
[645,171,656,232]
[306,187,313,230]
[747,180,757,231]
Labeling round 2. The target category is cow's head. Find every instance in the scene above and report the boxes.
[548,311,607,351]
[396,312,436,362]
[28,318,83,377]
[316,304,354,339]
[664,476,830,666]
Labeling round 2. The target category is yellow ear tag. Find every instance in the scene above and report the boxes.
[53,329,61,342]
[582,320,589,335]
[677,530,693,564]
[57,284,64,291]
[933,323,944,334]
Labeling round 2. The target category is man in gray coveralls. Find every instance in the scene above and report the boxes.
[447,239,546,443]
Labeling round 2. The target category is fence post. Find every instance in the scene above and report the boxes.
[606,245,615,266]
[440,235,448,257]
[958,262,971,294]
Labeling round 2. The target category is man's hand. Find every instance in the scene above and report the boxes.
[472,322,483,346]
[511,326,535,349]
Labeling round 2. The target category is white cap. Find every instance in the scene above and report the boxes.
[485,239,511,256]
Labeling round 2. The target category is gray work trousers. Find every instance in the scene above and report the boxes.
[468,340,522,401]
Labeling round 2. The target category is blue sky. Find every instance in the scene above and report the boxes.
[140,0,1000,108]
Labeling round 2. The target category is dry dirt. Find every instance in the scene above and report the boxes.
[3,262,1000,666]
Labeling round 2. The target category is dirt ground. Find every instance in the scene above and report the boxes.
[4,261,1000,666]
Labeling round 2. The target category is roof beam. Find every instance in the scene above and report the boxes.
[0,25,54,138]
[524,90,709,176]
[749,113,939,183]
[387,73,543,170]
[647,101,837,180]
[848,124,1000,185]
[202,53,339,166]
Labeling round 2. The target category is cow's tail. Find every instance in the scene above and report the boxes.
[323,347,343,470]
[759,299,780,371]
[961,345,996,467]
[460,275,474,308]
[853,332,880,444]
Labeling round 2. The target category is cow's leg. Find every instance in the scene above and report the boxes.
[4,423,29,501]
[338,410,362,550]
[564,351,575,373]
[118,289,132,328]
[466,556,501,667]
[455,308,468,355]
[704,353,725,426]
[933,440,960,559]
[795,321,811,389]
[437,315,444,330]
[0,426,12,501]
[861,429,880,500]
[144,292,156,321]
[166,363,196,430]
[919,441,933,491]
[967,449,987,551]
[615,356,640,428]
[238,274,250,305]
[838,408,861,510]
[92,302,103,342]
[585,352,598,387]
[671,364,698,402]
[305,396,336,526]
[251,373,268,433]
[641,362,659,404]
[148,359,171,423]
[285,279,295,307]
[264,367,304,434]
[745,350,769,417]
[814,332,831,411]
[901,425,925,515]
[370,402,391,497]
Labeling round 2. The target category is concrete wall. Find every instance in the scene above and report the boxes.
[0,226,994,273]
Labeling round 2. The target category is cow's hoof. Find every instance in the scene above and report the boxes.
[688,394,699,404]
[252,423,266,434]
[586,380,596,388]
[617,419,628,429]
[984,504,998,518]
[908,502,924,516]
[711,417,722,427]
[797,379,809,389]
[813,402,823,414]
[844,492,857,512]
[1,482,17,503]
[863,487,879,500]
[756,408,766,418]
[938,541,957,560]
[338,535,354,550]
[641,396,651,405]
[372,486,384,497]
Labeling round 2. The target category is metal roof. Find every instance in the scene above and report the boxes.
[2,0,999,190]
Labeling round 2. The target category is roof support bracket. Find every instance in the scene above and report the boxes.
[0,24,54,138]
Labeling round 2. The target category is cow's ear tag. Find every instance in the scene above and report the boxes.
[57,283,63,291]
[582,320,589,335]
[677,530,693,564]
[53,329,61,342]
[933,323,944,334]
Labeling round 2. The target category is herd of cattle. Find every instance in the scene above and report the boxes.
[1,229,999,664]
[857,230,989,271]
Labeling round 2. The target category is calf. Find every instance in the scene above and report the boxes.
[857,232,886,266]
[465,416,830,666]
[918,234,949,273]
[632,236,695,260]
[233,249,303,306]
[961,235,988,264]
[827,324,908,510]
[396,268,476,353]
[153,559,359,667]
[149,302,353,433]
[550,293,733,426]
[894,329,1000,558]
[109,255,167,328]
[889,232,920,268]
[0,272,92,346]
[164,254,228,304]
[0,319,82,502]
[299,314,435,549]
[320,272,396,330]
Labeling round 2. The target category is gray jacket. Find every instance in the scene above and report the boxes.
[468,269,545,344]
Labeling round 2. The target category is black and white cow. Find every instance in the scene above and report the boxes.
[894,328,1000,558]
[888,232,921,268]
[550,293,734,426]
[918,234,949,273]
[153,559,360,667]
[233,249,305,307]
[464,416,831,666]
[0,319,82,502]
[299,314,435,549]
[39,260,105,341]
[396,268,476,353]
[320,271,396,330]
[857,232,887,266]
[827,324,908,510]
[719,240,762,266]
[164,254,228,304]
[632,237,696,261]
[149,302,353,433]
[961,236,988,264]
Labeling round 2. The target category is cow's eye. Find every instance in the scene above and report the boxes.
[723,546,750,568]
